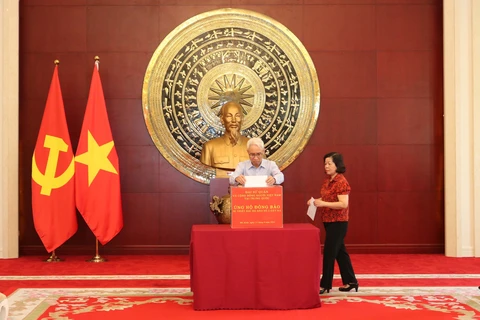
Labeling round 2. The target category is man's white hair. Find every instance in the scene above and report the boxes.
[247,137,264,150]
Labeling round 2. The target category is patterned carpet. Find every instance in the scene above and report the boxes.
[2,255,480,319]
[6,286,480,320]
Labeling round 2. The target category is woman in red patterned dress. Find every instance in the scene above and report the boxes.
[307,152,358,294]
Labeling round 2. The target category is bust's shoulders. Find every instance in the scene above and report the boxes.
[238,135,249,145]
[203,136,223,146]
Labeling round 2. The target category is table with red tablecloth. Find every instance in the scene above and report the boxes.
[190,223,321,310]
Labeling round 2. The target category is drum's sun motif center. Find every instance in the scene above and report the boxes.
[208,74,253,114]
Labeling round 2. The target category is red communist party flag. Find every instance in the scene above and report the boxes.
[75,61,123,245]
[32,63,77,253]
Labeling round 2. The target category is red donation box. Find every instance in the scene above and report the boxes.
[230,186,283,228]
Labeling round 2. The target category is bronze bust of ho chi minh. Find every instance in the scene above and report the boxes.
[200,101,249,177]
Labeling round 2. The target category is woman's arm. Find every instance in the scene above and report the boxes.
[314,194,349,209]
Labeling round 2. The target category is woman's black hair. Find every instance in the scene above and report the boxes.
[323,152,346,173]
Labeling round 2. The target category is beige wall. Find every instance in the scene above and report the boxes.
[0,0,19,258]
[474,0,480,258]
[444,0,480,257]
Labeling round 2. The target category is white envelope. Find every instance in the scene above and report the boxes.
[307,197,317,220]
[244,175,268,187]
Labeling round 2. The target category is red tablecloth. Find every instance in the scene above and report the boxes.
[190,223,321,310]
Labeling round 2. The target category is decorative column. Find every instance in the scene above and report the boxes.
[0,0,19,258]
[473,0,480,257]
[444,0,480,257]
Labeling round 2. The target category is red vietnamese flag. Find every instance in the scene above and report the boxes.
[32,64,77,253]
[75,62,123,245]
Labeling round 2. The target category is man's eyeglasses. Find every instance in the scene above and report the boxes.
[249,152,263,158]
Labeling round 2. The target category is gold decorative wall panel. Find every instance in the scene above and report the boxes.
[143,8,320,184]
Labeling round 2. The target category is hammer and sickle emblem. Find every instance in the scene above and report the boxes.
[32,135,75,196]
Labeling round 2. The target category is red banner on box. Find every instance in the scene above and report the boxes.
[230,186,283,228]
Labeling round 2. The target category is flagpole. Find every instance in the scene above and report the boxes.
[42,59,65,263]
[86,55,107,263]
[87,239,107,263]
[45,249,63,262]
[80,55,120,262]
[94,55,100,69]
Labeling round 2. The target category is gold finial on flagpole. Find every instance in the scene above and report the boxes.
[94,56,100,70]
[87,239,107,263]
[54,60,60,65]
[44,250,63,262]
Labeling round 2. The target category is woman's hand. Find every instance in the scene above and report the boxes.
[313,195,349,209]
[307,198,323,207]
[313,199,326,207]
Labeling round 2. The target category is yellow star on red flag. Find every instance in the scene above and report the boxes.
[75,130,117,186]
